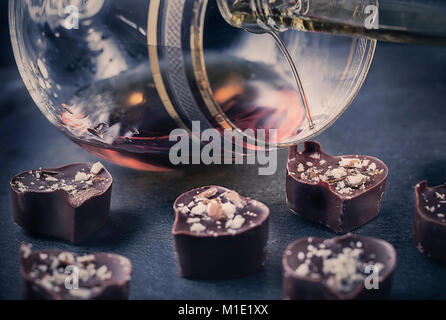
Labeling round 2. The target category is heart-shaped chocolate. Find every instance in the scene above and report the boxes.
[19,243,132,300]
[282,234,397,300]
[414,181,446,264]
[286,141,388,233]
[172,186,269,279]
[10,162,112,243]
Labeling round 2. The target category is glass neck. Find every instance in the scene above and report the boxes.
[218,0,446,45]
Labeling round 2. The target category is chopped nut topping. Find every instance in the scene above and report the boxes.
[207,198,226,220]
[326,167,347,180]
[194,187,218,199]
[190,202,207,216]
[74,172,90,182]
[224,191,246,208]
[58,252,75,265]
[292,153,383,195]
[69,288,92,299]
[179,206,190,214]
[422,188,446,222]
[295,263,310,277]
[187,217,201,224]
[190,223,206,233]
[293,239,384,294]
[345,174,368,188]
[225,215,246,230]
[96,265,112,280]
[13,164,110,205]
[76,255,95,263]
[221,202,236,219]
[21,246,125,299]
[21,243,32,259]
[90,162,104,175]
[177,187,258,235]
[339,158,362,168]
[435,192,446,201]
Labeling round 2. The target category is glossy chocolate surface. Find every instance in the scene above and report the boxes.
[20,243,131,300]
[286,141,388,233]
[173,186,269,279]
[282,234,396,300]
[11,162,112,243]
[414,181,446,264]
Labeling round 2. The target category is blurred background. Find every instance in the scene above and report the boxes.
[1,0,446,299]
[0,0,17,91]
[0,1,11,63]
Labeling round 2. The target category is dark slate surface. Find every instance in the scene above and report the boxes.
[1,12,446,299]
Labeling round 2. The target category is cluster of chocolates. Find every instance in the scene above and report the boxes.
[9,140,446,300]
[11,162,130,300]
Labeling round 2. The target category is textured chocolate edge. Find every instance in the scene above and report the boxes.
[19,247,132,300]
[10,163,113,243]
[282,234,397,300]
[286,142,388,233]
[413,181,446,265]
[174,220,269,279]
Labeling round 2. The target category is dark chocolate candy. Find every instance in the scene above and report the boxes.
[20,243,132,300]
[282,234,396,300]
[286,141,388,233]
[414,181,446,264]
[172,186,269,279]
[11,162,112,243]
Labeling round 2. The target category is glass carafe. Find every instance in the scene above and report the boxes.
[9,0,376,170]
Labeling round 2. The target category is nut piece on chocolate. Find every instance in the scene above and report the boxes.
[19,243,132,300]
[172,186,269,279]
[286,141,388,233]
[414,181,446,264]
[282,234,397,300]
[10,162,112,243]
